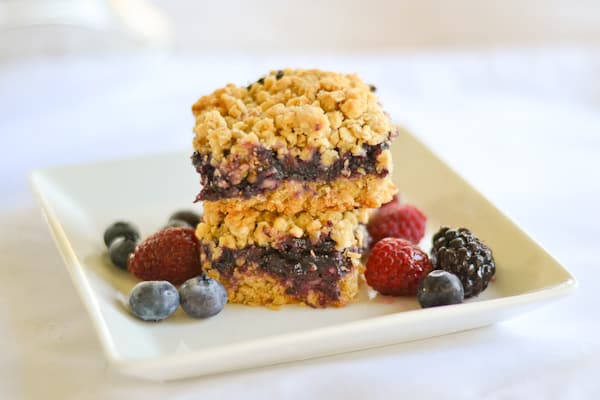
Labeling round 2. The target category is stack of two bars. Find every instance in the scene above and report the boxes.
[191,69,397,307]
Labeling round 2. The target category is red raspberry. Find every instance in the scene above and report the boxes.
[365,238,433,296]
[128,227,202,285]
[367,203,426,246]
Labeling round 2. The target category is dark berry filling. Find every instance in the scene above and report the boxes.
[201,237,357,307]
[192,142,389,201]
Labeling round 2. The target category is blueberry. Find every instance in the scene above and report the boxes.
[179,275,227,318]
[129,281,180,322]
[417,270,464,308]
[168,210,201,228]
[163,219,193,229]
[108,237,137,269]
[103,221,140,247]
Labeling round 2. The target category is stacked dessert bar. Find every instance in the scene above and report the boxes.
[191,69,397,307]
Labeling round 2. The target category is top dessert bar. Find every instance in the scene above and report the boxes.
[192,68,396,213]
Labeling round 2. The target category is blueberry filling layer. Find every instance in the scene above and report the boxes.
[192,142,389,201]
[201,237,357,306]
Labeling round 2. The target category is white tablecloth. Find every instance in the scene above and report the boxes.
[1,48,599,399]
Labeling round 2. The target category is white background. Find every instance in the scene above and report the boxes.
[1,1,600,398]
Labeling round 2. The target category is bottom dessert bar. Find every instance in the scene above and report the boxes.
[196,208,369,307]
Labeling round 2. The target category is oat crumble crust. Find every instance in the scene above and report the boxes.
[202,174,395,215]
[197,207,370,252]
[204,263,360,308]
[192,68,394,164]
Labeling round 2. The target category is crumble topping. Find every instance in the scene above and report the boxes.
[196,207,370,251]
[192,69,393,164]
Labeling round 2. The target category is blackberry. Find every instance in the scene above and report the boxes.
[431,226,495,298]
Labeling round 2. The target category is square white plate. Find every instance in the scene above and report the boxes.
[30,130,576,381]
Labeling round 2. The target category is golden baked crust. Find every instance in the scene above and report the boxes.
[192,68,393,163]
[197,207,370,251]
[203,257,360,308]
[201,174,396,216]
